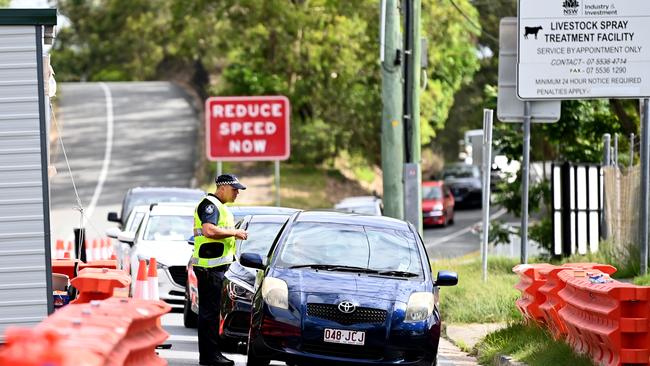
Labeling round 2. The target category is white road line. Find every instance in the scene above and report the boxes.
[66,82,115,242]
[84,82,115,226]
[427,208,507,247]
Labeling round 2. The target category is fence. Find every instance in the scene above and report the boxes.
[603,165,640,250]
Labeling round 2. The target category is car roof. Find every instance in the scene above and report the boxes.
[149,202,195,215]
[128,186,205,194]
[229,206,300,216]
[248,214,292,224]
[336,196,381,204]
[294,211,409,231]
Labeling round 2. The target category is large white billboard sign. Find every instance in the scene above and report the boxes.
[518,0,650,99]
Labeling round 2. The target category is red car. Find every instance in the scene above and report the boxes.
[422,181,455,227]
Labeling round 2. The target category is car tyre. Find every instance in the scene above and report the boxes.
[246,339,270,366]
[183,286,197,328]
[416,355,437,366]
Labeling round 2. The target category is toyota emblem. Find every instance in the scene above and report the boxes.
[338,301,356,314]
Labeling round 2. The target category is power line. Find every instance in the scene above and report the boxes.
[447,0,500,43]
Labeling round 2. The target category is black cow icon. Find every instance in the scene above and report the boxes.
[524,26,543,39]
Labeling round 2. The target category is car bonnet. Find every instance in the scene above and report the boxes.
[269,267,430,305]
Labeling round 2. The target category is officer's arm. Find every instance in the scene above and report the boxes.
[198,200,241,240]
[202,223,238,240]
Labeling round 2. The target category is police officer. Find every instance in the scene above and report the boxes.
[193,174,248,366]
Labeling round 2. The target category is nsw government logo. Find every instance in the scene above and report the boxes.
[562,0,580,15]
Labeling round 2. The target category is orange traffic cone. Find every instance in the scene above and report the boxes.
[65,240,74,259]
[92,239,101,261]
[133,259,149,300]
[148,258,159,301]
[54,240,65,259]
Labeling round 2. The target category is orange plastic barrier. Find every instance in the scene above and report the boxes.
[538,263,617,340]
[512,263,555,324]
[51,258,81,279]
[0,298,170,366]
[80,259,118,271]
[70,268,131,304]
[557,269,650,366]
[51,259,118,281]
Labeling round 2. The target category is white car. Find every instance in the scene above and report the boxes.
[333,195,383,215]
[116,203,195,308]
[106,204,149,273]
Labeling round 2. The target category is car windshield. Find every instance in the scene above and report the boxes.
[237,222,285,257]
[422,186,442,200]
[275,222,423,276]
[443,166,478,179]
[125,191,203,219]
[143,215,194,241]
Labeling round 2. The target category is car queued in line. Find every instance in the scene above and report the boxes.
[241,211,457,366]
[105,188,458,365]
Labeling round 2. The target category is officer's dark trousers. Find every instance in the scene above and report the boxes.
[196,266,227,365]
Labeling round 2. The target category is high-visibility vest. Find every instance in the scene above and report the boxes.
[191,195,236,268]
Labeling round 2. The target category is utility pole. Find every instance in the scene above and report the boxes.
[403,0,423,234]
[381,0,405,219]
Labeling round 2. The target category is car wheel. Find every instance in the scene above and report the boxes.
[416,355,437,366]
[218,337,239,353]
[246,339,270,366]
[183,286,197,328]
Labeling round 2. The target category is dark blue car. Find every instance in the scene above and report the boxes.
[240,211,458,366]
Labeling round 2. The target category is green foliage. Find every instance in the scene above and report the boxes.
[0,0,10,8]
[433,255,521,323]
[52,0,481,166]
[490,97,631,256]
[476,323,595,366]
[52,0,169,81]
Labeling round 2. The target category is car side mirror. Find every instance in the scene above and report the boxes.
[187,236,195,246]
[435,270,458,287]
[117,231,136,246]
[105,227,121,239]
[107,212,120,223]
[240,252,265,270]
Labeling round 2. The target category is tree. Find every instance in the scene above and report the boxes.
[52,0,481,166]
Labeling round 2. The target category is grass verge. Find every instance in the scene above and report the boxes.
[475,323,594,366]
[433,254,522,323]
[435,254,597,365]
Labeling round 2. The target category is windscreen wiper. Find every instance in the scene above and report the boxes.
[289,264,379,273]
[375,270,419,278]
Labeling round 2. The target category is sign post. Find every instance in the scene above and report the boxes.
[499,17,561,264]
[205,96,291,206]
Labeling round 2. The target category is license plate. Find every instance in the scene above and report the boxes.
[323,328,365,346]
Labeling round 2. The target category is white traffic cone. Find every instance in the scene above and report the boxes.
[148,257,160,301]
[133,259,149,299]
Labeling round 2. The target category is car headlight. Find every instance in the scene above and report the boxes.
[227,282,253,301]
[262,277,288,310]
[404,292,435,323]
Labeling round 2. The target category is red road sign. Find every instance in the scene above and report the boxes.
[205,96,290,161]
